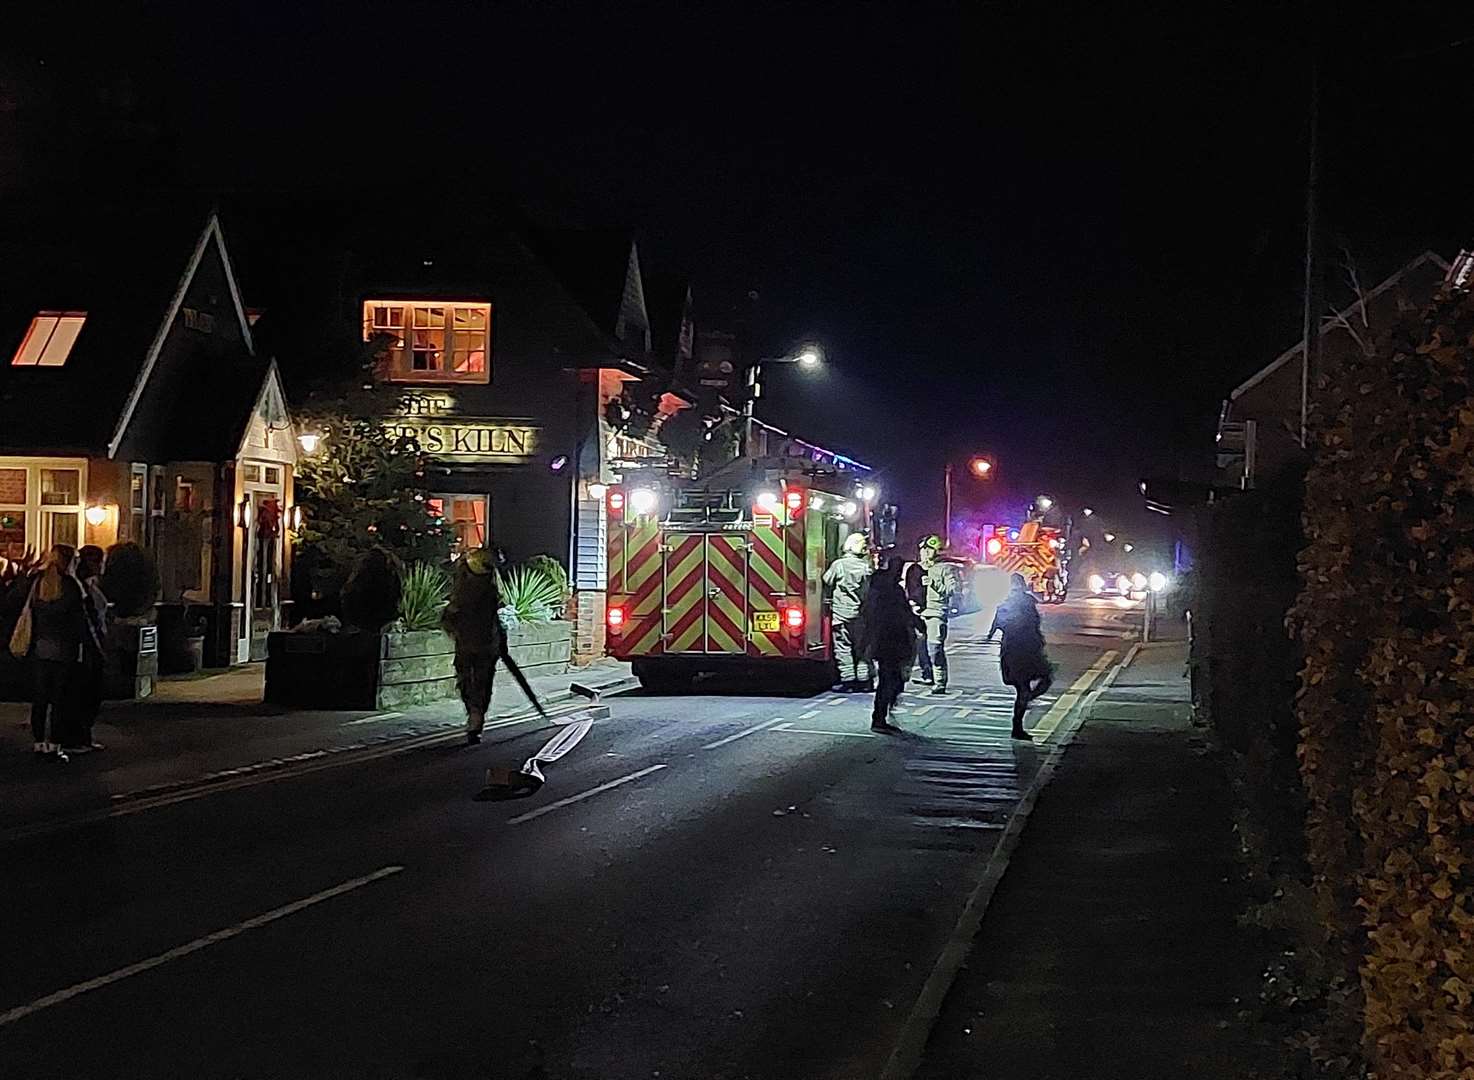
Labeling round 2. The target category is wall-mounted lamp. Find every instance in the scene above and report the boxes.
[588,482,608,500]
[235,497,252,529]
[289,505,303,531]
[297,432,322,455]
[84,504,109,527]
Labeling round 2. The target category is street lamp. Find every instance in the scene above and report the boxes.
[745,345,825,457]
[1081,507,1094,517]
[969,456,994,478]
[1103,532,1116,543]
[1035,494,1054,511]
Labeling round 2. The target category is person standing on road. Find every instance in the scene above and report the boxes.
[23,544,89,761]
[823,532,874,692]
[861,559,925,732]
[988,573,1054,740]
[441,548,504,745]
[63,544,110,755]
[905,535,957,695]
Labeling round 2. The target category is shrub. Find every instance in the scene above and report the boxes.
[102,542,160,618]
[340,547,403,633]
[398,562,449,631]
[525,554,570,603]
[498,564,564,626]
[1294,283,1474,1077]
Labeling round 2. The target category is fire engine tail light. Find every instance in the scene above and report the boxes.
[607,605,627,633]
[784,489,805,513]
[784,605,805,633]
[607,489,625,514]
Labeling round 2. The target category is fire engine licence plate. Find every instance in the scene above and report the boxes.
[751,611,780,633]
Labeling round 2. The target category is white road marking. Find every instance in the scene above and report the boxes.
[798,709,821,719]
[826,697,846,706]
[0,866,405,1029]
[912,705,934,717]
[506,765,668,824]
[702,717,788,750]
[337,713,400,727]
[771,727,881,739]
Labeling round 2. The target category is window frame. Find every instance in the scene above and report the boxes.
[9,312,87,368]
[0,457,87,557]
[364,299,492,385]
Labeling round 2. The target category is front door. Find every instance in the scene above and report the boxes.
[240,477,285,663]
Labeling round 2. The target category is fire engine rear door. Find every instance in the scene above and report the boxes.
[662,533,750,654]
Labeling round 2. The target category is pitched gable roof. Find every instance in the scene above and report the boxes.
[0,200,253,457]
[1230,250,1451,402]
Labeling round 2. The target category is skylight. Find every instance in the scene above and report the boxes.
[11,312,86,367]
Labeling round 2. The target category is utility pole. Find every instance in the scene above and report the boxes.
[1300,32,1322,449]
[943,461,954,549]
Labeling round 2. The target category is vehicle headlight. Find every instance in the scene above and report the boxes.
[1088,574,1105,593]
[1116,574,1131,593]
[1132,572,1148,591]
[629,487,659,516]
[1149,571,1169,593]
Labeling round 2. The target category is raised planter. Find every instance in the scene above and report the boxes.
[266,621,574,710]
[506,620,573,674]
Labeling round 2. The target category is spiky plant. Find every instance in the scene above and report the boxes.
[398,562,449,631]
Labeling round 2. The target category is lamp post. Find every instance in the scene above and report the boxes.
[744,346,823,458]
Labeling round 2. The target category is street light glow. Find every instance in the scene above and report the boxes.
[1123,543,1134,553]
[969,457,993,478]
[297,432,322,455]
[1081,507,1094,516]
[1036,495,1053,511]
[1103,532,1116,542]
[629,487,659,516]
[796,347,822,368]
[1149,571,1169,592]
[859,484,878,502]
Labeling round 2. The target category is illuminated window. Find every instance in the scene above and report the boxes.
[10,312,86,367]
[0,460,85,556]
[364,301,491,384]
[428,494,488,553]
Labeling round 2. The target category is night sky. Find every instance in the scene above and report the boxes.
[4,1,1472,544]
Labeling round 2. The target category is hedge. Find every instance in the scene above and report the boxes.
[1294,283,1474,1078]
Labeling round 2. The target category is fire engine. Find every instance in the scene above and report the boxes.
[604,461,887,691]
[982,520,1068,603]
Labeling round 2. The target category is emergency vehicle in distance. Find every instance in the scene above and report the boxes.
[981,519,1069,603]
[604,456,893,692]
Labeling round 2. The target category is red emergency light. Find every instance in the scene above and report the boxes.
[606,605,626,633]
[607,489,625,514]
[986,536,1003,558]
[784,489,805,513]
[783,604,805,633]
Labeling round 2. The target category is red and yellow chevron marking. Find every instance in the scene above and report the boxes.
[704,535,748,654]
[614,521,664,656]
[783,518,805,597]
[995,545,1057,589]
[748,523,796,657]
[662,534,706,653]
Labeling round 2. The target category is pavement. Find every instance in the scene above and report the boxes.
[0,655,634,835]
[0,598,1142,1079]
[914,629,1286,1079]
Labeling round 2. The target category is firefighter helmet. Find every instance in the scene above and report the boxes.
[842,532,869,556]
[463,548,497,576]
[919,534,942,552]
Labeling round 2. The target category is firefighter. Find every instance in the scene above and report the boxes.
[823,531,874,691]
[441,548,504,744]
[906,534,958,694]
[988,572,1055,739]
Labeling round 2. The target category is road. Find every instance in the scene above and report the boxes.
[0,598,1138,1080]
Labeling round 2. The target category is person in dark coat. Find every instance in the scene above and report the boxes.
[24,544,90,761]
[988,573,1054,740]
[860,559,926,732]
[441,548,504,744]
[64,544,109,754]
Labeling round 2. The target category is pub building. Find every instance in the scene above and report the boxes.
[240,208,674,659]
[0,202,300,673]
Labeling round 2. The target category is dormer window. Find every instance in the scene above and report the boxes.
[363,300,491,384]
[10,312,86,367]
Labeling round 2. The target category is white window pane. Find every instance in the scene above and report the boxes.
[11,316,57,366]
[40,468,80,506]
[39,315,84,366]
